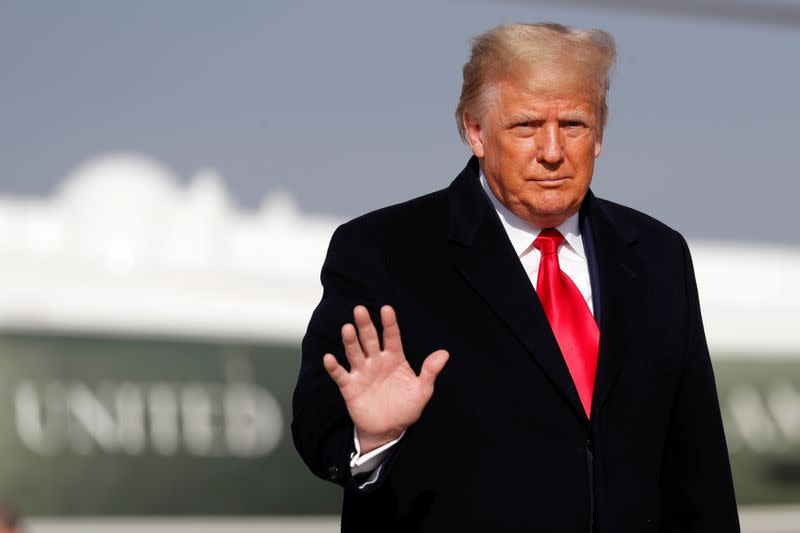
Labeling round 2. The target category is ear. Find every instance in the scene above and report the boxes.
[463,112,485,158]
[594,130,603,159]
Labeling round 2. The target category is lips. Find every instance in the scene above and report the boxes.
[531,176,570,184]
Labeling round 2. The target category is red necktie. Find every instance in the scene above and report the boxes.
[533,229,599,418]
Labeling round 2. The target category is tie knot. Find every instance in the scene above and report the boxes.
[533,228,564,255]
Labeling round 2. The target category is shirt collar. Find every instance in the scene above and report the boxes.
[479,171,585,259]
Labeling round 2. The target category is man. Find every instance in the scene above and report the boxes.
[292,23,739,532]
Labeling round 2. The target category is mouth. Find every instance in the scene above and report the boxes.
[531,176,570,186]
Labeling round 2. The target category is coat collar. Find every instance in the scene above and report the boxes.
[447,157,490,246]
[582,190,642,416]
[447,157,642,420]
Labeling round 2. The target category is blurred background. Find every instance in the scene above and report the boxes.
[0,1,799,532]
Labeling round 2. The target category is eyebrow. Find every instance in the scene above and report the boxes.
[559,112,591,122]
[509,113,543,123]
[506,112,592,124]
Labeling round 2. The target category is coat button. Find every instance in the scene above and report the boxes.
[328,466,339,480]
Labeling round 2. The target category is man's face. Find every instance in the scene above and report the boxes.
[464,68,603,229]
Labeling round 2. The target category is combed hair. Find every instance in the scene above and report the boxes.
[455,23,616,142]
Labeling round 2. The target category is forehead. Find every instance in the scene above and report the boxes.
[492,63,598,114]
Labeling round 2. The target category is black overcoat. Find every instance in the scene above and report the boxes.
[292,158,739,532]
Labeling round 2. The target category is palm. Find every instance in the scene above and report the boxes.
[323,305,449,452]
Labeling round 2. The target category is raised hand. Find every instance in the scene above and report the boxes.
[323,305,449,454]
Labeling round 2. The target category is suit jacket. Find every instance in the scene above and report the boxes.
[292,158,739,532]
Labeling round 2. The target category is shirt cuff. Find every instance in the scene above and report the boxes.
[349,427,404,476]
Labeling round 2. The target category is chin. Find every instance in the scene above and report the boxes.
[526,202,580,225]
[529,202,572,218]
[535,193,583,213]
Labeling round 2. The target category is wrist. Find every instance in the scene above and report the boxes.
[355,428,403,454]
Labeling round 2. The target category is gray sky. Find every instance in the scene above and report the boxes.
[2,0,800,244]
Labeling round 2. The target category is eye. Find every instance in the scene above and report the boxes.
[514,120,542,130]
[562,120,585,128]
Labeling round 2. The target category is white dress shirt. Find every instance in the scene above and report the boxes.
[348,172,594,487]
[479,172,594,315]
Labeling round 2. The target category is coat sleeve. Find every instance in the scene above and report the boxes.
[291,219,394,490]
[659,234,740,532]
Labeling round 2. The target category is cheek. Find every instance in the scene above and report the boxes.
[504,139,537,168]
[568,143,599,171]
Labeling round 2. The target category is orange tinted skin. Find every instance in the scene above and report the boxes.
[463,72,603,229]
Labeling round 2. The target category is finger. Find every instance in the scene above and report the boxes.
[381,305,404,355]
[323,353,351,388]
[353,305,381,356]
[419,349,450,387]
[341,323,366,367]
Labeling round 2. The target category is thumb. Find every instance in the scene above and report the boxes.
[419,349,449,386]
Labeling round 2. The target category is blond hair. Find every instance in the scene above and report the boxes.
[455,23,616,142]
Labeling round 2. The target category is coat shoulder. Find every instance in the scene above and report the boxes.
[593,196,684,243]
[335,188,450,245]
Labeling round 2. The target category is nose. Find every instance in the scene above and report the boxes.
[535,122,565,165]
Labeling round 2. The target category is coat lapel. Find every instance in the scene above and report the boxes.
[447,158,587,420]
[583,193,642,417]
